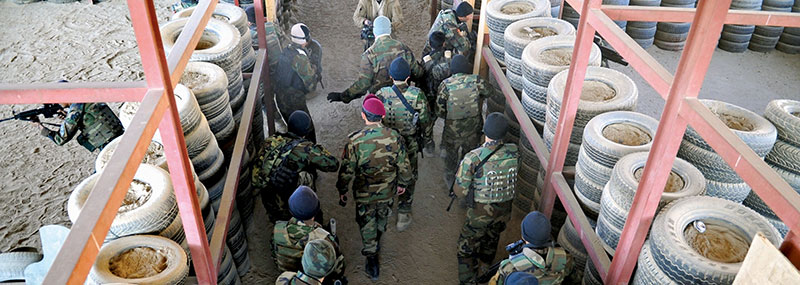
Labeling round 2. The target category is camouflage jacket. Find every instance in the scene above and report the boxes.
[454,140,519,200]
[272,218,345,275]
[491,246,572,285]
[278,43,319,96]
[252,134,339,189]
[275,271,322,285]
[336,124,412,203]
[343,35,424,102]
[374,82,433,144]
[422,49,452,97]
[43,103,123,151]
[426,9,471,57]
[352,0,403,28]
[437,73,491,136]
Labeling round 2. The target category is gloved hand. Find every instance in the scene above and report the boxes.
[327,92,345,103]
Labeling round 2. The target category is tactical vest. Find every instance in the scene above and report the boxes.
[493,247,570,285]
[472,147,518,204]
[445,75,481,120]
[428,10,457,39]
[380,86,422,136]
[272,221,330,272]
[276,47,308,93]
[77,103,124,151]
[253,136,303,189]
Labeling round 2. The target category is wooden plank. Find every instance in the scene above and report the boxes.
[473,0,490,75]
[733,232,800,284]
[265,0,276,22]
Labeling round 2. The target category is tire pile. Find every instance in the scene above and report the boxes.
[487,72,506,114]
[718,0,762,53]
[561,3,579,28]
[631,196,781,284]
[549,0,562,18]
[557,219,595,283]
[515,133,543,213]
[173,4,257,73]
[749,0,794,52]
[487,0,550,64]
[654,0,695,51]
[626,0,662,48]
[677,99,778,203]
[595,152,706,254]
[574,111,656,218]
[88,235,189,284]
[776,1,800,54]
[743,99,800,237]
[180,62,237,151]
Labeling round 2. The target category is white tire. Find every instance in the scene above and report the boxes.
[580,111,658,169]
[683,99,777,157]
[487,0,551,35]
[89,235,188,285]
[504,17,576,59]
[764,99,800,146]
[521,35,602,86]
[96,137,168,172]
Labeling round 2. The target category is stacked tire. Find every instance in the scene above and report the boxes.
[776,1,800,54]
[743,99,800,237]
[88,235,189,285]
[557,219,596,283]
[605,0,631,30]
[749,0,794,52]
[487,71,506,114]
[631,196,781,284]
[515,131,544,213]
[173,3,257,72]
[654,0,695,51]
[217,245,242,284]
[505,18,575,93]
[522,35,601,128]
[626,0,662,48]
[596,152,706,254]
[677,100,777,203]
[549,0,562,17]
[574,111,656,218]
[181,62,237,150]
[718,0,763,52]
[561,3,580,28]
[487,0,551,64]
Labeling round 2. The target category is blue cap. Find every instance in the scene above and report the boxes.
[389,57,410,80]
[288,186,319,221]
[288,110,312,136]
[373,16,391,37]
[450,54,471,74]
[521,211,551,247]
[505,272,539,285]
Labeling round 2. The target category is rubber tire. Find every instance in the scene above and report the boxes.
[182,62,229,106]
[678,140,749,184]
[654,30,688,42]
[489,29,505,48]
[192,138,223,175]
[776,41,800,54]
[723,24,756,35]
[503,18,576,59]
[634,37,655,48]
[96,137,168,172]
[490,40,506,63]
[575,148,613,188]
[779,32,800,46]
[505,53,523,75]
[506,69,525,91]
[172,3,249,36]
[184,116,215,159]
[765,140,800,171]
[764,99,800,146]
[521,90,548,123]
[718,38,750,52]
[626,25,657,39]
[522,76,548,104]
[574,170,604,216]
[486,0,551,34]
[683,99,778,157]
[595,193,625,251]
[720,31,754,43]
[656,22,691,34]
[90,235,188,284]
[608,152,706,212]
[197,147,226,182]
[649,196,781,285]
[654,39,686,51]
[0,251,42,282]
[522,35,602,86]
[754,26,785,38]
[68,165,178,240]
[631,242,677,285]
[580,111,659,169]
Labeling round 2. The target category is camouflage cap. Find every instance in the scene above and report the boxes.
[301,239,337,279]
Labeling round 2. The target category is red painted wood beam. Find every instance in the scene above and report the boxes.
[0,81,148,104]
[605,0,733,283]
[781,231,800,268]
[601,5,800,27]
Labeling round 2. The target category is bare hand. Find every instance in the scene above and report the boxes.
[397,186,406,195]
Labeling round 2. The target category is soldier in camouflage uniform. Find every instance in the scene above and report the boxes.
[336,95,411,280]
[275,23,321,142]
[504,272,540,285]
[273,186,346,283]
[454,113,519,285]
[421,31,452,115]
[276,239,338,285]
[37,102,123,152]
[253,111,339,223]
[327,16,423,104]
[491,212,572,285]
[374,57,433,232]
[438,54,492,187]
[424,2,474,59]
[353,0,403,29]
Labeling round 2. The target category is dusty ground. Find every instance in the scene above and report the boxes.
[0,0,799,284]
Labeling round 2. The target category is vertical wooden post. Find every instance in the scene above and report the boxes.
[473,0,490,75]
[266,0,277,22]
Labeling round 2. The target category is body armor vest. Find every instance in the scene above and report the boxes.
[473,149,518,204]
[272,221,330,272]
[445,75,481,120]
[381,86,422,136]
[77,103,123,151]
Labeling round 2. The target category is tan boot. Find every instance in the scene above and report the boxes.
[397,213,412,232]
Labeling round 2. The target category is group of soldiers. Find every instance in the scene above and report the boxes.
[24,1,574,284]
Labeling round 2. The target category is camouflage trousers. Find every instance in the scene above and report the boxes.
[260,171,320,223]
[442,117,483,184]
[355,200,393,256]
[457,201,513,285]
[276,90,317,143]
[398,135,419,213]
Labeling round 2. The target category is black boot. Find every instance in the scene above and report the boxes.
[365,255,380,280]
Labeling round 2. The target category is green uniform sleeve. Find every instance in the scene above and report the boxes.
[46,104,82,146]
[293,53,318,93]
[416,92,434,141]
[343,54,374,102]
[443,23,470,56]
[308,144,340,172]
[436,81,449,118]
[395,136,412,188]
[336,141,357,195]
[454,154,475,197]
[477,77,491,99]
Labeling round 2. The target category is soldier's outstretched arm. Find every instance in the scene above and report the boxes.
[436,81,449,118]
[46,104,82,146]
[336,142,356,196]
[342,55,375,103]
[308,144,340,172]
[454,155,476,198]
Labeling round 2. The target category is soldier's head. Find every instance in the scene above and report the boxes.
[429,31,446,51]
[389,57,411,83]
[288,110,312,138]
[521,211,552,248]
[484,112,508,142]
[301,239,337,280]
[450,54,472,75]
[291,23,311,47]
[373,16,392,38]
[505,272,540,285]
[289,186,320,222]
[454,2,474,22]
[361,94,385,124]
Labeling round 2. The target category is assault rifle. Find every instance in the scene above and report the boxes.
[446,179,457,212]
[0,104,64,127]
[308,38,325,89]
[360,22,375,52]
[594,35,628,67]
[475,240,527,283]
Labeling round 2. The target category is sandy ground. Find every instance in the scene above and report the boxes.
[0,0,799,284]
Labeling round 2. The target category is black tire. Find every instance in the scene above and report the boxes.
[762,0,794,8]
[504,18,576,59]
[633,37,655,48]
[506,69,525,91]
[96,137,168,172]
[630,0,661,5]
[576,148,613,188]
[522,35,602,86]
[582,258,603,285]
[192,138,224,174]
[649,196,781,285]
[754,26,785,38]
[521,90,547,123]
[574,169,603,216]
[595,194,624,253]
[172,3,249,36]
[656,22,691,34]
[779,31,800,46]
[542,125,581,166]
[0,251,42,282]
[720,31,754,43]
[730,0,763,9]
[722,24,756,35]
[490,40,506,63]
[764,99,800,146]
[580,111,659,169]
[678,140,746,183]
[765,140,800,172]
[89,235,189,284]
[654,30,688,42]
[184,116,215,159]
[748,38,779,52]
[522,76,548,104]
[173,84,204,135]
[505,53,523,75]
[626,25,657,39]
[197,147,226,182]
[182,62,229,105]
[707,179,752,203]
[718,38,750,52]
[489,29,505,48]
[654,39,685,51]
[776,41,800,54]
[683,99,778,156]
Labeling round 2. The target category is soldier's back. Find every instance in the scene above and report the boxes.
[365,37,415,90]
[348,125,404,180]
